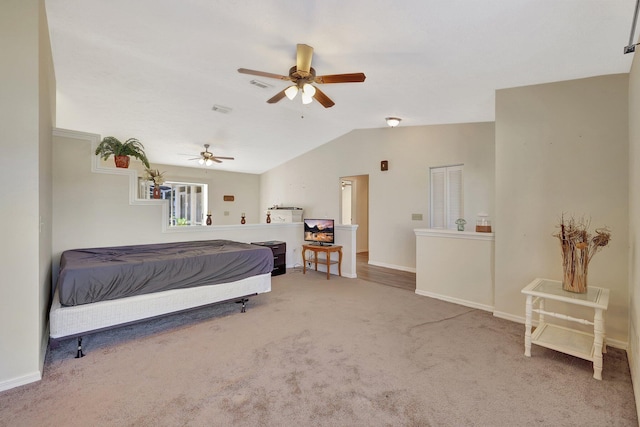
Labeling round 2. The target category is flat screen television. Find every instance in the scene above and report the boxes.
[303,219,335,245]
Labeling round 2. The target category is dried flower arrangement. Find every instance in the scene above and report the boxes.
[553,215,611,293]
[144,168,165,185]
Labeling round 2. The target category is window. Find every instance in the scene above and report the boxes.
[139,180,208,227]
[430,165,463,229]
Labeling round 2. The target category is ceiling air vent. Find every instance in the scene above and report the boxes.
[249,79,273,89]
[211,104,232,114]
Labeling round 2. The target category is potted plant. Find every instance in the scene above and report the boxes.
[95,136,150,169]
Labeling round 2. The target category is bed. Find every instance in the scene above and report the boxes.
[49,240,273,350]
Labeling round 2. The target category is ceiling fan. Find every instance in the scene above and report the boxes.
[190,144,234,166]
[238,44,366,108]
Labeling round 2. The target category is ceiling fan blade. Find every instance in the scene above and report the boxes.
[315,73,366,84]
[296,44,313,73]
[267,90,287,104]
[211,158,223,163]
[312,87,335,108]
[213,156,234,160]
[237,68,290,81]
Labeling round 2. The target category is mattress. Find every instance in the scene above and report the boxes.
[50,272,271,339]
[56,240,273,306]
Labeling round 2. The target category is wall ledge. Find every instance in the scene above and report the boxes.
[414,228,494,241]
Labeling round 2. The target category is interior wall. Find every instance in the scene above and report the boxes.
[38,0,55,368]
[260,122,495,271]
[0,0,48,390]
[494,74,629,344]
[53,132,261,260]
[627,45,640,417]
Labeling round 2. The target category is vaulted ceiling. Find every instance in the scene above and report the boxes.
[45,0,637,174]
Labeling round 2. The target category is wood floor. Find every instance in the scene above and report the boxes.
[356,252,416,292]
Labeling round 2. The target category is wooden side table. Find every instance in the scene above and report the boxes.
[302,244,342,280]
[521,278,610,380]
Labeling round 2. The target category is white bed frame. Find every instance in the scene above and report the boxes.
[49,273,271,342]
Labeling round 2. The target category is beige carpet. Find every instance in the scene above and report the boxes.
[0,270,637,426]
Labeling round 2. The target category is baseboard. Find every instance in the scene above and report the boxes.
[492,310,526,324]
[0,326,48,393]
[368,260,416,273]
[492,310,629,350]
[0,371,42,393]
[415,289,494,312]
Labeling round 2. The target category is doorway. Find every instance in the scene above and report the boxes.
[340,175,369,265]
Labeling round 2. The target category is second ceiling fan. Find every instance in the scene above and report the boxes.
[238,44,366,108]
[191,144,234,166]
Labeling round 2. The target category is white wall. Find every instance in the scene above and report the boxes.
[260,123,495,271]
[0,0,53,391]
[494,74,629,345]
[415,230,494,311]
[627,42,640,418]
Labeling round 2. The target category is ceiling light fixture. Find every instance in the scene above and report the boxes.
[302,83,316,97]
[205,159,213,166]
[284,85,299,100]
[284,83,316,104]
[386,117,402,128]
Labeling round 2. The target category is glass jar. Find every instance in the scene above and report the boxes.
[476,213,492,233]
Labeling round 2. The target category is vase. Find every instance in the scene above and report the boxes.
[241,215,246,224]
[266,212,271,224]
[206,214,212,226]
[561,250,588,293]
[152,186,161,199]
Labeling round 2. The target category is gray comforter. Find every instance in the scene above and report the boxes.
[56,240,274,306]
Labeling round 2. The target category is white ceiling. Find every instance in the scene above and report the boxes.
[45,0,637,174]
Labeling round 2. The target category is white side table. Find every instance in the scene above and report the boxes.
[521,278,610,380]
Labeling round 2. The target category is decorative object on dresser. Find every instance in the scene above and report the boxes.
[241,213,246,224]
[206,212,212,225]
[251,241,286,276]
[94,136,150,169]
[455,218,466,231]
[554,215,611,293]
[266,212,271,223]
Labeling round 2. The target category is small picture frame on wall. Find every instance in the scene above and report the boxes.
[223,195,234,202]
[381,160,389,171]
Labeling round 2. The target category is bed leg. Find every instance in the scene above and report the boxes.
[75,337,85,358]
[236,298,249,313]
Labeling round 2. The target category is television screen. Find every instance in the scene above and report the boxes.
[304,219,335,245]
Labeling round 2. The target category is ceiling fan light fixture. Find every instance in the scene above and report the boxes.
[198,158,205,165]
[205,158,213,166]
[301,92,313,104]
[302,83,316,97]
[284,85,299,100]
[386,117,402,128]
